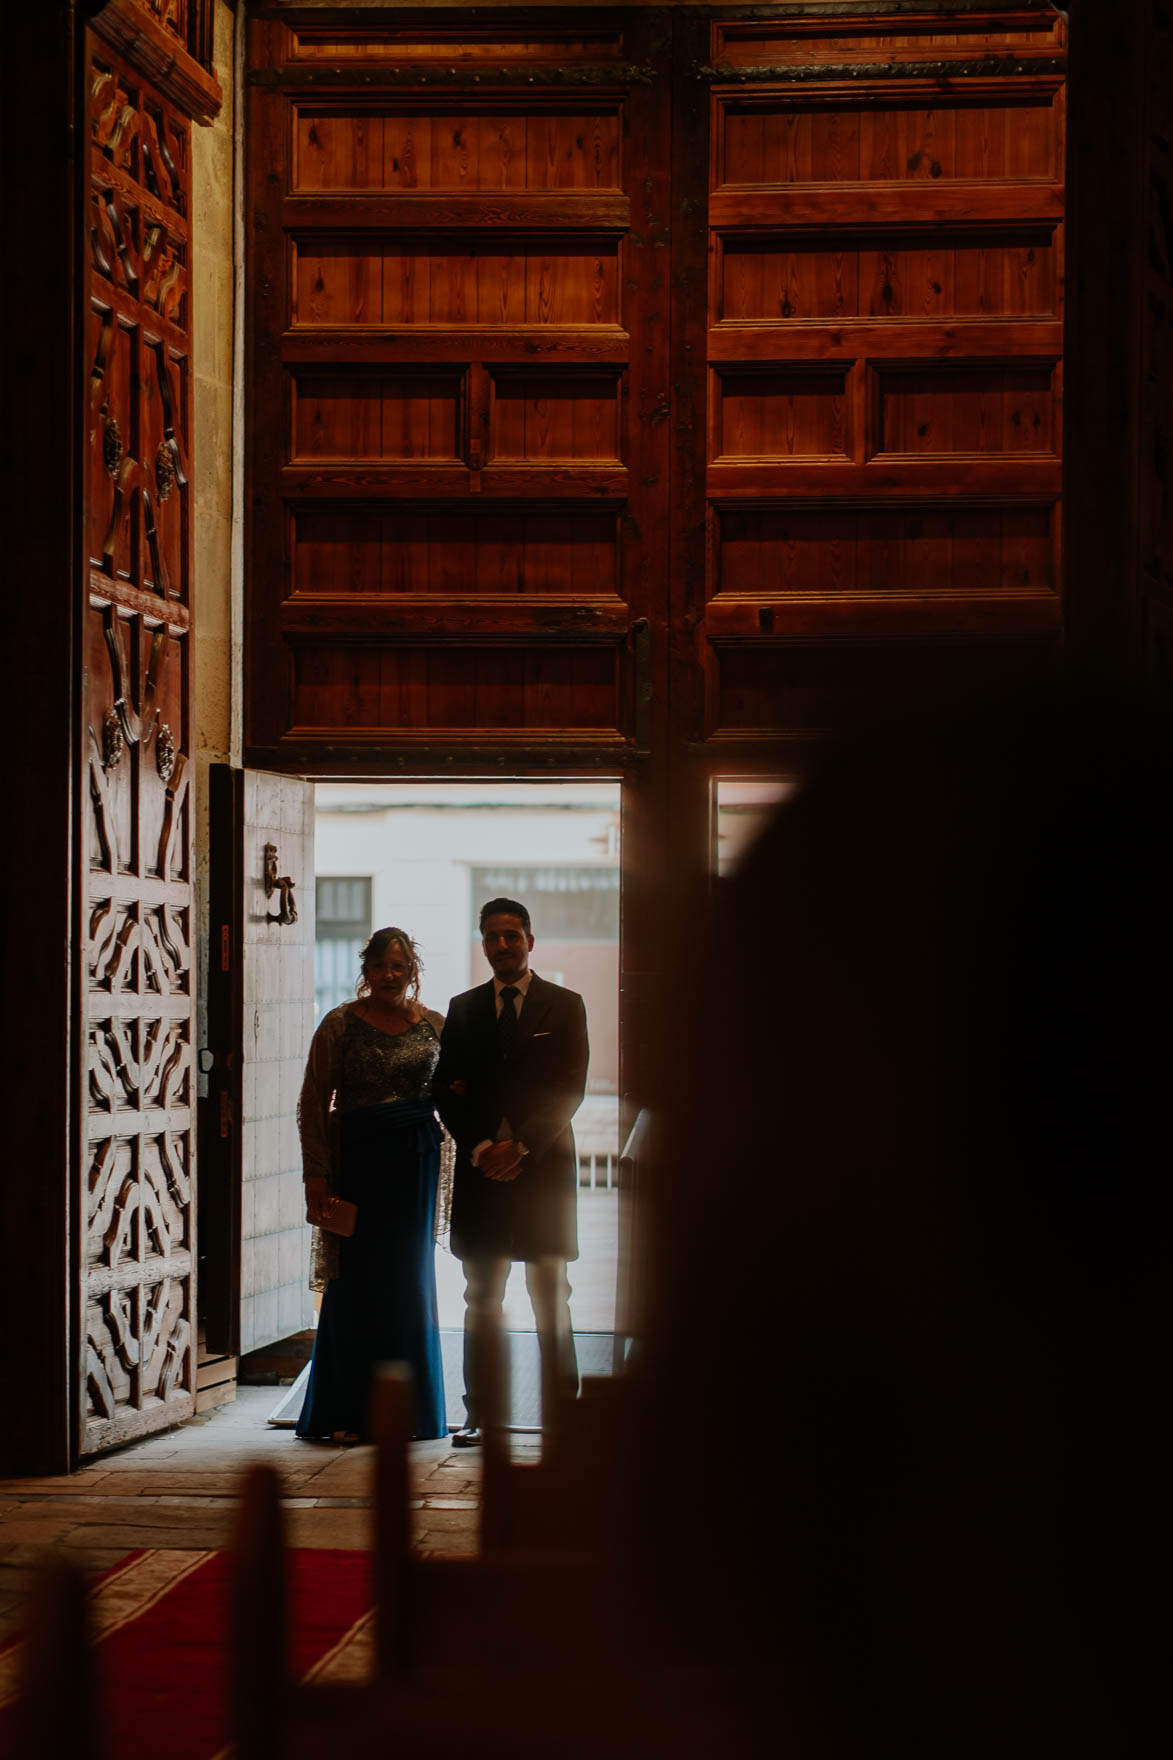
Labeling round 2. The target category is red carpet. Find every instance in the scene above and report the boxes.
[0,1547,373,1760]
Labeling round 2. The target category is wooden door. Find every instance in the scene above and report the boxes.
[243,5,1068,900]
[80,9,220,1456]
[669,4,1067,847]
[244,8,676,1328]
[242,4,1069,1332]
[245,6,670,771]
[204,768,317,1359]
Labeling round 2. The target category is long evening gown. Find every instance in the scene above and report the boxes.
[296,1010,447,1440]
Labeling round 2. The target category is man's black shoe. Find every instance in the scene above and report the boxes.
[451,1425,482,1448]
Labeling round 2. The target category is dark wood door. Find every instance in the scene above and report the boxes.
[243,5,1069,1304]
[243,14,1068,825]
[246,6,671,771]
[670,6,1066,791]
[79,14,219,1455]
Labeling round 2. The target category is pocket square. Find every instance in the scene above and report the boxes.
[531,1031,552,1037]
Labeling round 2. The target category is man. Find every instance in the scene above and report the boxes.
[434,896,589,1446]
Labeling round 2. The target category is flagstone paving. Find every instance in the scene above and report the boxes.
[0,1387,523,1644]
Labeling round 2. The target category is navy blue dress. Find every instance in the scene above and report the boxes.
[296,1013,447,1441]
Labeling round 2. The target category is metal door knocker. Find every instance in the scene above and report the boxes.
[263,842,298,925]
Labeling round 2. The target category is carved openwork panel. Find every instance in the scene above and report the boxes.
[86,1277,191,1427]
[81,33,196,1456]
[85,1132,190,1268]
[89,50,190,605]
[129,1,192,56]
[87,1015,191,1114]
[82,596,194,1453]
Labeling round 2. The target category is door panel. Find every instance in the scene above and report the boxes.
[243,5,1069,1350]
[710,12,1066,68]
[80,27,201,1456]
[204,768,316,1358]
[246,7,670,771]
[679,12,1066,770]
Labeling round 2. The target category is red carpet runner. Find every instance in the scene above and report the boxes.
[0,1547,373,1760]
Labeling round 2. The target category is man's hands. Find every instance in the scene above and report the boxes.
[479,1140,524,1182]
[304,1176,331,1224]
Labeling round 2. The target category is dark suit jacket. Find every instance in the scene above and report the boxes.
[434,972,589,1262]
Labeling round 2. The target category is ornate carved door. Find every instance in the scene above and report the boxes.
[80,11,219,1456]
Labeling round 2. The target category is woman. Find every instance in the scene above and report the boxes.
[295,926,448,1442]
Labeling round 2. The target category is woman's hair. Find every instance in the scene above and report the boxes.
[356,926,422,1001]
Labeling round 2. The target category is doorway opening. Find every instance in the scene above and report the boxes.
[313,779,622,1427]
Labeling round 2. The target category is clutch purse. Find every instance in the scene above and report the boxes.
[319,1194,357,1237]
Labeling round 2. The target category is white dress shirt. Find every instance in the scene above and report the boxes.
[492,969,532,1021]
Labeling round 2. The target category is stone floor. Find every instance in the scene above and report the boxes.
[436,1187,617,1330]
[0,1387,514,1647]
[0,1192,619,1648]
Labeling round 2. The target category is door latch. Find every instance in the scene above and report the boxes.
[263,842,298,925]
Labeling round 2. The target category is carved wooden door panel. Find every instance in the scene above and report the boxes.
[81,27,200,1455]
[204,768,317,1359]
[245,6,670,773]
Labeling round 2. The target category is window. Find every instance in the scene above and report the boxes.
[315,877,372,1020]
[471,866,619,941]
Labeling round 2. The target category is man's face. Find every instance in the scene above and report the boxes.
[481,912,533,984]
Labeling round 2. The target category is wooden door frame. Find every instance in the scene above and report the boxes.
[0,0,84,1477]
[202,764,246,1358]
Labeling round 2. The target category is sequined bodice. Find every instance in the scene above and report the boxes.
[335,1013,440,1115]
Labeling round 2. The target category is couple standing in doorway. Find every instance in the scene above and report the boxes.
[295,897,589,1448]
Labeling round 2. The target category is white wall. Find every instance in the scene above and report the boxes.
[314,783,621,1016]
[240,775,317,1354]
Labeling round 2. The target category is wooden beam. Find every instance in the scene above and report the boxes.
[279,596,629,641]
[283,193,630,231]
[710,185,1064,230]
[707,320,1063,361]
[281,327,631,365]
[705,591,1061,640]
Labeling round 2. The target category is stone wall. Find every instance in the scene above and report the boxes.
[190,2,243,1374]
[192,0,237,1063]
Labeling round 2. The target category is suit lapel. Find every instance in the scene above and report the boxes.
[515,973,553,1044]
[471,980,497,1046]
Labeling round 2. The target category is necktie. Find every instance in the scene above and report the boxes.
[497,985,519,1049]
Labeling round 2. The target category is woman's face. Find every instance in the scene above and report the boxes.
[364,942,413,1007]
